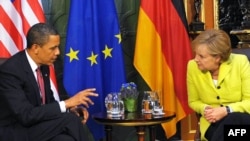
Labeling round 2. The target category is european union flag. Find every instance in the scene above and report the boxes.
[63,0,126,140]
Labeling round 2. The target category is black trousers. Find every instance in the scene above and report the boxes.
[28,112,91,141]
[205,112,250,141]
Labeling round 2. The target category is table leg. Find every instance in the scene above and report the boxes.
[104,125,112,141]
[135,126,146,141]
[149,125,156,141]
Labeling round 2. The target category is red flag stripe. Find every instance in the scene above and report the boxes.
[0,23,20,55]
[0,4,25,52]
[27,0,45,22]
[19,0,44,33]
[49,65,59,101]
[0,41,11,58]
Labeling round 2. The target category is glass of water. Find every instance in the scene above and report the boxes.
[105,92,124,116]
[152,91,163,115]
[141,91,155,113]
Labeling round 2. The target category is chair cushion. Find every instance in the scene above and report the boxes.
[232,48,250,61]
[0,58,8,66]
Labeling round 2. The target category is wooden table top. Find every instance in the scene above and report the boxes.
[92,111,176,126]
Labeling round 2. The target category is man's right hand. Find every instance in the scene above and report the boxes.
[64,88,98,109]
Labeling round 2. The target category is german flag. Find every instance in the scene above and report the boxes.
[134,0,193,138]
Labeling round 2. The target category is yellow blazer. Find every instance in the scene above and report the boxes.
[187,53,250,140]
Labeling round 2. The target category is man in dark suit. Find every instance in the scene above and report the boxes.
[0,23,98,141]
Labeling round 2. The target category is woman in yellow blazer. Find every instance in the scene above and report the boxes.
[187,29,250,141]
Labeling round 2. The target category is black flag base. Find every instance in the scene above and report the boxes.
[189,21,205,32]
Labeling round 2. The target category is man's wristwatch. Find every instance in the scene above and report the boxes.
[226,106,232,114]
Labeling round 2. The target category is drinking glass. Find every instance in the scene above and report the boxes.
[105,92,124,116]
[152,91,163,115]
[105,93,113,114]
[141,91,155,113]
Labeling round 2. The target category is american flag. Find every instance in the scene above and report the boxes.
[0,0,59,101]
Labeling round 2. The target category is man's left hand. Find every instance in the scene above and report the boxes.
[70,106,89,124]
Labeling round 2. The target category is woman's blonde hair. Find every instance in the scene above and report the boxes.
[192,29,232,62]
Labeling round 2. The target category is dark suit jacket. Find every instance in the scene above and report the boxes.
[0,50,62,141]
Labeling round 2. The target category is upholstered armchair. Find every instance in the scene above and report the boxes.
[0,58,7,65]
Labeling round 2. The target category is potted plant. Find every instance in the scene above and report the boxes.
[120,82,139,112]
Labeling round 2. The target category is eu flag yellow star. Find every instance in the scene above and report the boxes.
[115,33,122,44]
[102,45,113,59]
[87,51,98,66]
[66,47,79,62]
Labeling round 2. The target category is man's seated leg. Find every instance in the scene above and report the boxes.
[50,134,75,141]
[82,123,95,141]
[28,113,91,141]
